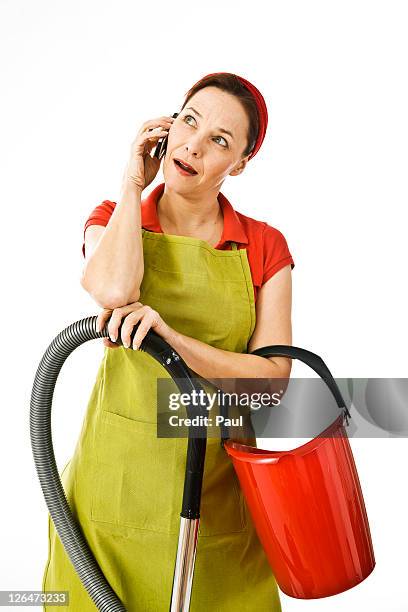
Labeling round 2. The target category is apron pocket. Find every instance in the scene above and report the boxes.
[91,411,247,537]
[91,410,182,535]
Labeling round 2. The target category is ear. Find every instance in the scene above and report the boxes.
[229,156,250,177]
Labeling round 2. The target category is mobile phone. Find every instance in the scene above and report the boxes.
[153,112,179,160]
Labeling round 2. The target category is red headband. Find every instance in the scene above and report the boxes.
[188,72,268,159]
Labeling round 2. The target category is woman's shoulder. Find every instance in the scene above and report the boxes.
[234,209,290,247]
[234,209,295,287]
[83,199,116,228]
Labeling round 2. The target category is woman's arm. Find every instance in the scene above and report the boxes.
[164,264,293,380]
[95,264,293,384]
[80,183,144,307]
[80,115,175,308]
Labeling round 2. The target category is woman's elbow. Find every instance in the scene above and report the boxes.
[79,276,133,309]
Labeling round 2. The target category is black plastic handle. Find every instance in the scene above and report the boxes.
[250,345,350,420]
[219,344,351,448]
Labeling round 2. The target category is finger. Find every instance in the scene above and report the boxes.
[142,117,173,128]
[145,135,167,158]
[131,317,155,350]
[96,309,112,333]
[140,117,175,132]
[131,129,169,157]
[108,303,144,342]
[145,122,172,132]
[120,309,146,348]
[103,338,120,349]
[133,128,169,153]
[128,308,158,350]
[107,307,128,342]
[143,127,169,141]
[146,141,162,157]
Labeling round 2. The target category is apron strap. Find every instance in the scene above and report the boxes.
[230,241,238,250]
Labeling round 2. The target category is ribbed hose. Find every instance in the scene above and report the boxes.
[30,316,209,611]
[30,317,127,611]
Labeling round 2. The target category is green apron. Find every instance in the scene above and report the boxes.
[42,230,281,611]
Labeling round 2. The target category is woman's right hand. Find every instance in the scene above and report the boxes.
[122,115,175,192]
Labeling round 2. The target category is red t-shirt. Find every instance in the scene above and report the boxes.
[82,182,295,303]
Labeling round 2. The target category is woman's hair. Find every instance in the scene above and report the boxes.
[181,73,259,159]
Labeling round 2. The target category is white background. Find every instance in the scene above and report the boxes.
[1,0,407,610]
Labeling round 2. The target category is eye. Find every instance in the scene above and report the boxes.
[213,135,228,148]
[183,114,196,126]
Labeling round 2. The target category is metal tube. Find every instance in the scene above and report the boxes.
[170,517,200,612]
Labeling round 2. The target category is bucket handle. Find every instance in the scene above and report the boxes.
[220,344,351,447]
[250,345,350,420]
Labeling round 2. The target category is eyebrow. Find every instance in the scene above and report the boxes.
[185,106,235,140]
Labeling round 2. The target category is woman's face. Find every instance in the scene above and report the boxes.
[162,86,251,195]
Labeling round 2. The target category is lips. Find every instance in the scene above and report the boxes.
[173,158,198,175]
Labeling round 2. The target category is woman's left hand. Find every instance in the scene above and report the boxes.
[96,301,172,350]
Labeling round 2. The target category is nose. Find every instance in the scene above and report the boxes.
[184,132,204,158]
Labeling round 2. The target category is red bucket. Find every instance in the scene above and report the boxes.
[224,346,375,599]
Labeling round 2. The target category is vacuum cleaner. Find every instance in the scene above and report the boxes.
[30,315,375,610]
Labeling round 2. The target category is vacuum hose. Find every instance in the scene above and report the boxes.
[30,316,209,612]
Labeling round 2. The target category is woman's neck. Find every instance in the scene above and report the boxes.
[157,185,224,245]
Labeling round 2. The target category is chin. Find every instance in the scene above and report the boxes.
[163,162,199,193]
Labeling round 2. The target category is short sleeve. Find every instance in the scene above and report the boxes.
[82,200,116,258]
[262,224,295,285]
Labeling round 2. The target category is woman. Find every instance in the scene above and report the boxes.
[43,72,295,611]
